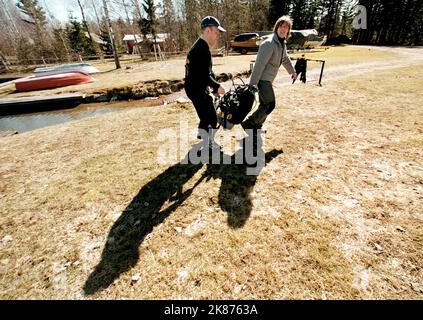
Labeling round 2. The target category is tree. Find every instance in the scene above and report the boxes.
[99,23,113,54]
[161,0,176,51]
[0,0,19,57]
[183,0,201,44]
[52,26,71,61]
[291,0,308,29]
[76,0,97,52]
[339,1,355,37]
[66,17,97,56]
[268,0,291,27]
[141,0,157,50]
[249,0,270,31]
[102,0,121,68]
[318,0,342,38]
[220,0,251,36]
[16,0,53,57]
[16,0,47,27]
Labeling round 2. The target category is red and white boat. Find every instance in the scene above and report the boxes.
[14,71,94,92]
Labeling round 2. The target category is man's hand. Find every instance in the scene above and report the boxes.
[213,86,225,96]
[291,73,298,81]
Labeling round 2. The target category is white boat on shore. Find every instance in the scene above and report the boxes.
[34,63,100,76]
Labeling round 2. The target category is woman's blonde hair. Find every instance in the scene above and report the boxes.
[273,15,293,38]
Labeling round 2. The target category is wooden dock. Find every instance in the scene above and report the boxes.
[0,93,86,116]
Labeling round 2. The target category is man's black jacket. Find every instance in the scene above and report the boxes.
[184,37,220,97]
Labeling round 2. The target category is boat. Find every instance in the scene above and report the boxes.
[14,71,94,92]
[0,93,86,116]
[34,63,100,75]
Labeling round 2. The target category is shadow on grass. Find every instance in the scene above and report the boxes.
[83,139,282,295]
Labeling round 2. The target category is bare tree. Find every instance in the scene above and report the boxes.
[161,0,177,52]
[121,0,141,55]
[76,0,95,47]
[102,0,121,68]
[90,0,103,34]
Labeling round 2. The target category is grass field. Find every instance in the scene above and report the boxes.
[0,46,399,98]
[0,46,422,299]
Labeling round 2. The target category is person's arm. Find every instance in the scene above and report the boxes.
[208,66,220,92]
[249,41,273,86]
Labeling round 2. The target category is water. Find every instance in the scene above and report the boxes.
[0,99,161,134]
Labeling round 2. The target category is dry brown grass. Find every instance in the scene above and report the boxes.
[0,47,422,299]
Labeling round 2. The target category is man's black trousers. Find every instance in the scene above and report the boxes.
[188,93,218,130]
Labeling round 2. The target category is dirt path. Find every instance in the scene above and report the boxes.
[274,46,423,86]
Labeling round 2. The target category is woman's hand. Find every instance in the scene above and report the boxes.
[213,86,225,96]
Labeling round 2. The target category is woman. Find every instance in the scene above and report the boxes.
[242,15,297,131]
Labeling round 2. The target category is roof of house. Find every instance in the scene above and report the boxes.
[84,32,107,45]
[123,33,169,43]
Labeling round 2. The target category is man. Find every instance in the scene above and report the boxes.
[185,16,226,150]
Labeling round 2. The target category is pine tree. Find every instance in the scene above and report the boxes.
[291,0,308,29]
[249,0,270,31]
[141,0,157,46]
[268,0,291,27]
[66,18,97,56]
[98,17,113,55]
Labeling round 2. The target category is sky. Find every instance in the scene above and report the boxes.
[40,0,162,24]
[42,0,83,23]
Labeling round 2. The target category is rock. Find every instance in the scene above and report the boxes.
[374,243,383,253]
[396,226,406,232]
[110,94,119,102]
[131,273,141,282]
[183,219,206,237]
[72,261,81,267]
[177,267,190,282]
[53,263,67,275]
[176,97,190,104]
[233,284,245,295]
[174,227,183,233]
[2,235,13,243]
[96,94,109,102]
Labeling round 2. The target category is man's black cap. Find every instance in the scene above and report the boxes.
[200,16,226,32]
